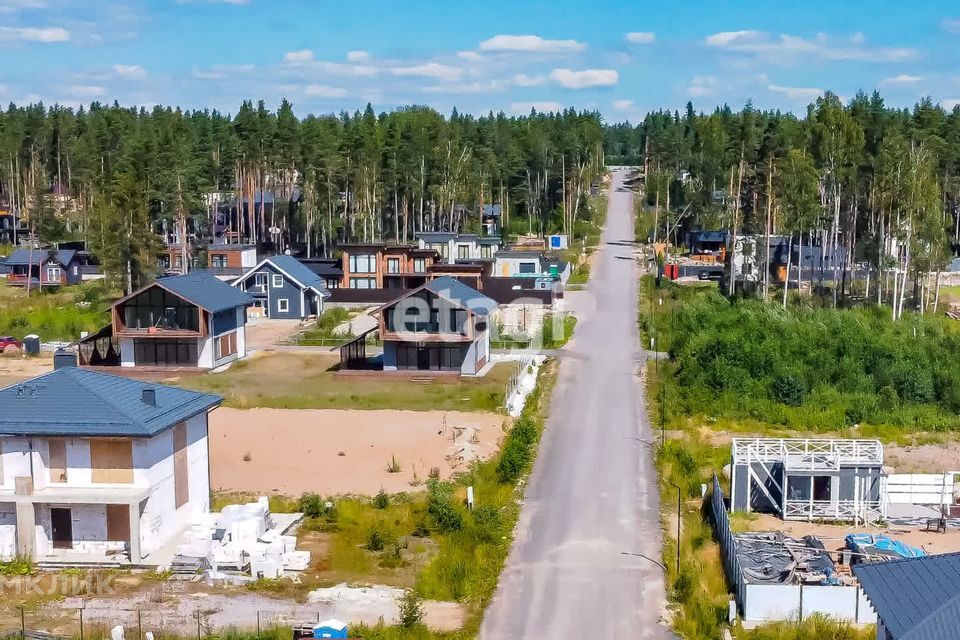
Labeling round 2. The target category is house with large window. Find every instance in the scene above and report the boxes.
[2,248,85,288]
[415,232,501,264]
[494,250,572,284]
[108,272,253,369]
[161,243,257,278]
[377,276,496,375]
[339,243,439,289]
[232,255,329,319]
[0,360,221,565]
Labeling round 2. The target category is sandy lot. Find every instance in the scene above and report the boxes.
[0,351,53,387]
[209,408,507,495]
[244,318,304,349]
[886,441,960,473]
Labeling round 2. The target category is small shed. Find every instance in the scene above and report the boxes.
[313,619,348,639]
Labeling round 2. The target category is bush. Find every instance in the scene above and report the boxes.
[771,374,805,407]
[472,505,503,543]
[373,489,390,510]
[398,590,424,628]
[298,493,324,519]
[426,480,463,533]
[367,524,390,551]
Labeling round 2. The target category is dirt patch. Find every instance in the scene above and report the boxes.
[0,352,52,387]
[885,442,960,473]
[244,319,304,349]
[209,407,507,495]
[745,513,960,555]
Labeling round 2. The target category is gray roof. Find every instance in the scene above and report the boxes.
[153,272,254,313]
[266,255,329,293]
[854,552,960,640]
[0,367,222,438]
[424,276,497,317]
[4,248,77,267]
[236,255,329,294]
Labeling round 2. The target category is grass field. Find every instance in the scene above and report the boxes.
[0,281,112,342]
[172,352,516,412]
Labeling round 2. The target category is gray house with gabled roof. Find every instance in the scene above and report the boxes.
[377,276,496,375]
[231,255,329,320]
[3,248,84,287]
[109,272,253,369]
[854,552,960,640]
[0,362,221,565]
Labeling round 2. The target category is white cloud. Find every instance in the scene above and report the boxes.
[0,25,69,42]
[457,51,484,61]
[768,83,823,101]
[304,84,348,98]
[70,85,106,97]
[283,49,314,63]
[941,18,960,33]
[513,73,546,87]
[511,101,564,113]
[191,63,255,80]
[613,99,634,110]
[880,74,922,86]
[479,34,586,54]
[390,62,462,82]
[625,32,655,44]
[421,80,506,94]
[550,68,618,89]
[942,99,960,110]
[0,0,46,13]
[113,64,146,79]
[686,75,718,97]
[347,50,370,62]
[704,30,916,63]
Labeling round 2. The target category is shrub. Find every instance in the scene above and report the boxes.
[298,493,324,519]
[398,590,424,628]
[771,374,805,407]
[373,489,390,510]
[367,524,390,552]
[496,437,530,483]
[426,480,463,533]
[472,505,503,543]
[385,454,402,473]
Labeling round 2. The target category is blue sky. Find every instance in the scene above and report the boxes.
[2,0,960,121]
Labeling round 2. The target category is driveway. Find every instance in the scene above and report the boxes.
[244,318,304,349]
[480,169,672,639]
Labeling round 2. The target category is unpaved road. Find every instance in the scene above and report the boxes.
[481,170,672,639]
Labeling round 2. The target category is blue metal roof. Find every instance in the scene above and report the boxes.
[155,272,254,313]
[4,248,77,267]
[424,276,497,317]
[854,552,960,640]
[266,255,329,293]
[0,367,222,437]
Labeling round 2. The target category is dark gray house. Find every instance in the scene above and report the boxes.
[377,277,496,375]
[232,255,329,320]
[854,552,960,640]
[3,249,84,288]
[730,438,886,522]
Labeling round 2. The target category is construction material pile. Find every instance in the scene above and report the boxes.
[173,497,309,579]
[734,532,842,585]
[845,533,926,561]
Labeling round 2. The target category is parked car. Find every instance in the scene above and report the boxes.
[0,336,21,353]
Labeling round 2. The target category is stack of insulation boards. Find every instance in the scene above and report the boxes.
[173,497,310,577]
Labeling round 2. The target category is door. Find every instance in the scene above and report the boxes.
[417,347,430,370]
[51,508,73,549]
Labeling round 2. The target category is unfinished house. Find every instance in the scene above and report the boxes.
[0,359,221,565]
[730,438,886,523]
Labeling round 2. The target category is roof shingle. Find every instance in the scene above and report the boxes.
[0,367,222,437]
[155,272,254,313]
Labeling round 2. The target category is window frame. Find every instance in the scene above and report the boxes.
[272,274,284,288]
[277,298,290,313]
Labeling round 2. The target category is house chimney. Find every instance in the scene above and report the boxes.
[53,349,78,370]
[141,388,157,406]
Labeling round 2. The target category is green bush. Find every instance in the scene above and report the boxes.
[367,524,390,551]
[297,492,324,519]
[472,505,504,543]
[373,489,390,510]
[426,480,463,533]
[771,374,805,406]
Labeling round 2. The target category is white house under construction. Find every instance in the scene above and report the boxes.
[730,438,886,523]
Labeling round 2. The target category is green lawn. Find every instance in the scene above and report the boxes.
[172,352,516,412]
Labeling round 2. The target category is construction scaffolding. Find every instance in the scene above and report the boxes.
[730,438,886,523]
